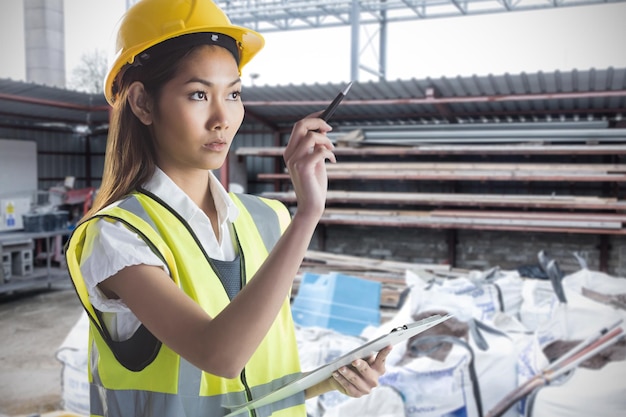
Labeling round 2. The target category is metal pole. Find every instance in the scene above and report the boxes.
[350,0,360,81]
[379,0,387,81]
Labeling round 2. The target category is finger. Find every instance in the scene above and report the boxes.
[331,370,349,396]
[376,345,393,363]
[352,358,372,375]
[287,136,335,168]
[311,143,336,163]
[347,359,380,390]
[332,367,371,397]
[284,129,333,162]
[309,136,335,153]
[295,117,332,136]
[369,345,393,372]
[289,144,335,173]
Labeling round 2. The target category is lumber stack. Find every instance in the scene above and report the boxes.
[316,208,626,235]
[259,162,626,182]
[262,190,626,210]
[236,139,626,235]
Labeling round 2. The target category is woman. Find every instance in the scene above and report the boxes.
[65,0,391,416]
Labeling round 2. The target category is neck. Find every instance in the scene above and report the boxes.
[160,168,210,204]
[161,167,221,241]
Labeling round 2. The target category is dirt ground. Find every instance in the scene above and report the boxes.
[0,281,83,417]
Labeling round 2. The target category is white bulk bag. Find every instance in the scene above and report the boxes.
[56,311,90,416]
[515,283,625,417]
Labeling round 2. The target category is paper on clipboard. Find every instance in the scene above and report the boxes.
[223,313,453,416]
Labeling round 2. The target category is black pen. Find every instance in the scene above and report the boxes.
[319,81,353,122]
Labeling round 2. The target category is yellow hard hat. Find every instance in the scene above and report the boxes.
[104,0,264,105]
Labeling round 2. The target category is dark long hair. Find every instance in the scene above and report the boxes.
[83,45,201,221]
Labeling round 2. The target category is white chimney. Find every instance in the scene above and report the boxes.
[23,0,65,87]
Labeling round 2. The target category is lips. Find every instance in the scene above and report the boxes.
[204,141,228,152]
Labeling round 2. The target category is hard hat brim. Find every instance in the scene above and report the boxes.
[104,24,264,106]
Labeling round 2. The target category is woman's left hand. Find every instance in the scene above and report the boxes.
[329,345,393,398]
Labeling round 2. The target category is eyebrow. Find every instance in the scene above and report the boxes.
[185,77,242,88]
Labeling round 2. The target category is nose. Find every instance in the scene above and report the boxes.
[207,101,230,131]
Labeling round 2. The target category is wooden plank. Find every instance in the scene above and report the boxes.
[319,215,626,234]
[431,210,626,222]
[259,171,626,182]
[318,208,626,234]
[324,208,624,228]
[324,208,626,224]
[235,144,626,157]
[427,213,623,228]
[262,190,626,211]
[303,249,452,273]
[325,162,626,172]
[236,147,284,157]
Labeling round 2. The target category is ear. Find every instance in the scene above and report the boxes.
[127,81,153,125]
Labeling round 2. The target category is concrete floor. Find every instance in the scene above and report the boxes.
[0,281,83,417]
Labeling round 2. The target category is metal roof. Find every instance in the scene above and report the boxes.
[218,0,626,32]
[242,67,626,130]
[0,67,625,135]
[0,79,109,134]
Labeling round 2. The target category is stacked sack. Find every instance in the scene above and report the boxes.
[297,252,626,417]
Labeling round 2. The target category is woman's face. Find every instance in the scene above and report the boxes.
[149,45,244,174]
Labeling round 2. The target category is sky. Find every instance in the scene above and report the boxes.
[0,1,625,89]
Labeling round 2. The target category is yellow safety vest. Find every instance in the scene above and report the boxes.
[65,190,306,417]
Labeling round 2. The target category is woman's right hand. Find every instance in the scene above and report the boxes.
[283,113,336,221]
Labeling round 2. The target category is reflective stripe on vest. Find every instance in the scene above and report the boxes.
[88,358,303,417]
[65,191,305,417]
[232,193,282,251]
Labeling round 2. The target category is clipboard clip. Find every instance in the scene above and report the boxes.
[390,314,454,333]
[391,325,408,333]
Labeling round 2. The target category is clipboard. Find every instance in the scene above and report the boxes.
[223,313,453,416]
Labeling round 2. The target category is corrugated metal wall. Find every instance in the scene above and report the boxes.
[0,124,277,197]
[233,122,284,194]
[0,127,106,195]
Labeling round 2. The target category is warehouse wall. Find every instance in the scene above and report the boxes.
[311,225,626,277]
[3,126,624,278]
[0,125,277,197]
[88,134,107,189]
[230,124,283,193]
[233,127,626,277]
[0,128,108,194]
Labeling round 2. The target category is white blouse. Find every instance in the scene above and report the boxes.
[79,168,239,341]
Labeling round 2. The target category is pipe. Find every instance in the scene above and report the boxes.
[0,92,109,112]
[333,120,610,131]
[243,89,626,108]
[348,128,626,139]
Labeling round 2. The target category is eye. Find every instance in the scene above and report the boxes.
[228,90,241,101]
[190,91,207,101]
